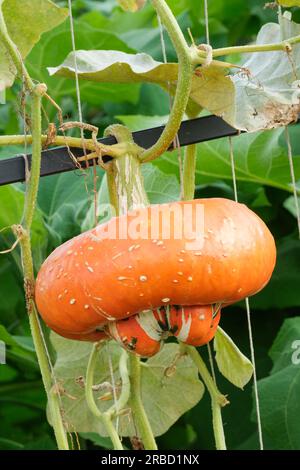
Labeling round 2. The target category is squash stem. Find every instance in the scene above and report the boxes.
[85,344,124,450]
[185,345,228,450]
[128,354,158,450]
[141,0,193,162]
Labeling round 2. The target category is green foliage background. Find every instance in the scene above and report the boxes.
[0,0,300,450]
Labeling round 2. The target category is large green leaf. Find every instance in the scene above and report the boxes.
[48,50,235,122]
[38,169,103,246]
[160,128,300,194]
[0,0,68,90]
[214,327,253,389]
[26,20,140,112]
[257,318,300,449]
[251,239,300,309]
[49,336,204,437]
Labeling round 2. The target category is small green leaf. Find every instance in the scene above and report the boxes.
[0,0,68,90]
[214,327,253,389]
[117,0,146,12]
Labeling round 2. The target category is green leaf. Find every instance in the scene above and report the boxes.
[116,114,168,130]
[161,128,300,194]
[49,336,204,437]
[251,239,300,309]
[0,0,68,90]
[117,0,146,12]
[257,317,300,449]
[269,318,300,374]
[79,432,113,449]
[48,50,235,121]
[0,325,38,369]
[0,437,24,450]
[232,17,300,131]
[26,20,140,112]
[284,195,300,219]
[48,50,179,84]
[38,170,105,245]
[81,163,180,230]
[214,327,253,389]
[0,184,47,267]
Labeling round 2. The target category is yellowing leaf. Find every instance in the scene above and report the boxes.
[117,0,146,12]
[214,327,253,389]
[49,50,235,122]
[278,1,300,6]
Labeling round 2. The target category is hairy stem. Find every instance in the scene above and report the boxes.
[0,9,69,447]
[128,354,158,450]
[141,0,193,162]
[107,349,131,417]
[13,85,69,450]
[0,134,128,158]
[199,35,300,60]
[185,345,228,450]
[85,344,123,450]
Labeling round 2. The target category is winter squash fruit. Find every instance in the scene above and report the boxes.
[106,305,221,356]
[35,198,276,351]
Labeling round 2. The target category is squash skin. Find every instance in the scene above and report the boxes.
[106,305,221,357]
[35,198,276,339]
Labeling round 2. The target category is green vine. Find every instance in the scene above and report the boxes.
[141,0,193,162]
[85,343,125,450]
[0,11,69,450]
[185,345,228,450]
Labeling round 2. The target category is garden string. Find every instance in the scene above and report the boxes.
[203,0,219,390]
[229,137,264,450]
[67,0,119,433]
[277,4,300,238]
[285,127,300,237]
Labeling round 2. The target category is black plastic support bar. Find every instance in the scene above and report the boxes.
[0,113,297,187]
[0,115,237,186]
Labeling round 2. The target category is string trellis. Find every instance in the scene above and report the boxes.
[67,0,120,435]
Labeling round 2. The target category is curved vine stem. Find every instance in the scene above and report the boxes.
[128,354,158,450]
[107,349,131,417]
[0,11,69,450]
[85,343,124,450]
[184,345,228,450]
[141,0,193,162]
